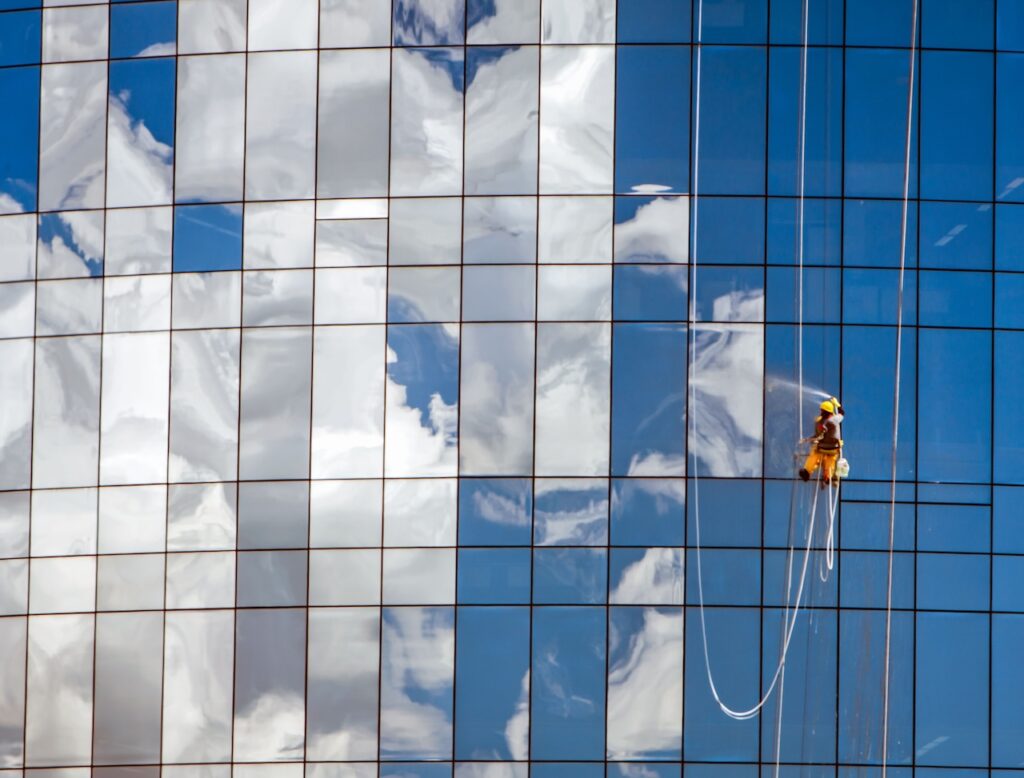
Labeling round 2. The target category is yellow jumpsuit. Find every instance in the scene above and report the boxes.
[803,448,839,483]
[804,414,841,483]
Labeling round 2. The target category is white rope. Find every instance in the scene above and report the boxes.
[882,1,919,773]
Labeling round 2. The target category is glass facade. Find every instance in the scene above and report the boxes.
[0,0,1020,775]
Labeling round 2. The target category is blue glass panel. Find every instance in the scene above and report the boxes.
[614,196,689,263]
[688,767,757,778]
[693,197,765,263]
[766,198,842,266]
[456,548,530,604]
[686,548,760,605]
[844,49,919,199]
[994,556,1024,611]
[109,57,176,152]
[997,55,1024,202]
[686,478,761,547]
[38,213,103,276]
[763,549,837,607]
[386,324,459,455]
[618,0,690,42]
[0,9,39,66]
[694,47,766,194]
[610,549,684,605]
[840,502,915,552]
[610,478,686,546]
[917,504,990,552]
[533,548,607,604]
[995,333,1024,485]
[531,606,606,759]
[610,764,680,778]
[457,479,532,546]
[921,52,993,201]
[683,607,759,760]
[917,483,990,504]
[172,204,243,272]
[994,486,1024,552]
[919,270,991,328]
[531,766,603,778]
[454,606,529,759]
[611,323,687,477]
[770,0,843,45]
[616,46,689,194]
[996,272,1024,328]
[767,47,842,197]
[916,613,989,766]
[918,329,992,484]
[0,0,39,8]
[996,204,1024,270]
[917,553,990,611]
[613,265,688,321]
[693,265,763,321]
[394,0,465,45]
[846,0,916,46]
[534,482,608,546]
[843,198,918,268]
[998,0,1024,50]
[766,266,841,324]
[993,615,1024,765]
[842,269,918,325]
[110,1,176,58]
[0,65,39,213]
[919,201,993,270]
[923,0,993,48]
[839,551,913,608]
[699,0,766,44]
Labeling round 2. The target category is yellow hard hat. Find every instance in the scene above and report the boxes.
[820,397,841,414]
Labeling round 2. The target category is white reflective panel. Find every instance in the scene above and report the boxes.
[468,0,539,43]
[614,197,689,263]
[316,200,388,220]
[32,336,100,489]
[0,617,26,764]
[0,341,32,490]
[175,54,245,203]
[30,488,96,557]
[39,62,107,211]
[391,48,464,196]
[246,52,317,200]
[379,607,454,758]
[100,332,170,485]
[311,326,385,479]
[25,615,93,767]
[388,267,461,322]
[539,46,614,194]
[166,551,235,609]
[538,196,613,263]
[465,46,538,195]
[541,0,615,43]
[37,210,104,279]
[538,265,611,321]
[315,268,387,325]
[463,265,536,321]
[96,555,165,611]
[42,5,108,63]
[243,270,314,326]
[0,492,29,559]
[318,50,391,198]
[463,196,537,263]
[178,0,246,54]
[29,557,95,614]
[105,207,172,275]
[163,610,234,763]
[107,90,174,209]
[244,201,315,269]
[171,271,242,329]
[459,324,535,475]
[382,549,456,605]
[309,480,382,548]
[690,323,765,478]
[167,483,237,552]
[389,198,462,264]
[235,767,303,778]
[239,328,312,480]
[309,550,381,606]
[321,0,391,47]
[383,479,457,546]
[163,766,232,778]
[169,330,240,483]
[35,278,102,335]
[535,323,611,476]
[316,220,388,267]
[610,549,685,605]
[456,765,527,778]
[0,559,28,616]
[307,608,380,760]
[103,275,171,332]
[98,485,166,553]
[249,0,318,49]
[0,215,37,280]
[306,765,377,778]
[93,613,163,764]
[606,607,684,758]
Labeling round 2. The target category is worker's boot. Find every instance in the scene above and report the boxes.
[798,468,810,482]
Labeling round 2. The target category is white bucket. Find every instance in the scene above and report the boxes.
[836,457,850,479]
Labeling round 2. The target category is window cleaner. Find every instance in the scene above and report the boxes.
[798,397,847,488]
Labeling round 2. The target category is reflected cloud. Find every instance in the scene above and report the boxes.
[611,549,684,605]
[394,0,465,45]
[534,479,608,546]
[469,0,538,43]
[106,91,173,207]
[37,211,104,279]
[504,670,529,760]
[614,197,689,263]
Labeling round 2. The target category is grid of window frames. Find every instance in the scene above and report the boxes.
[0,0,1023,775]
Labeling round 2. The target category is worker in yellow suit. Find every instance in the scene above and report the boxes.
[799,397,844,488]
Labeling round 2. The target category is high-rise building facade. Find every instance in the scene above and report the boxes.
[0,0,1020,775]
